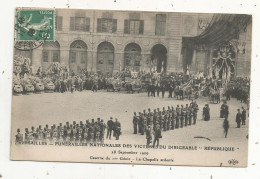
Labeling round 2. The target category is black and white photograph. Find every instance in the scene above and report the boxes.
[10,7,252,167]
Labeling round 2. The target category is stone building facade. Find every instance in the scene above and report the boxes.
[14,9,252,77]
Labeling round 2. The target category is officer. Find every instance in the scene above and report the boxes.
[107,117,114,140]
[114,118,121,140]
[161,82,166,98]
[236,109,242,128]
[193,101,199,124]
[223,117,229,138]
[100,120,106,143]
[133,112,138,134]
[168,82,173,98]
[156,81,160,97]
[220,100,229,118]
[153,124,162,148]
[146,125,153,147]
[241,107,246,125]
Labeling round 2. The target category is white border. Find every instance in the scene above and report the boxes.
[0,0,260,178]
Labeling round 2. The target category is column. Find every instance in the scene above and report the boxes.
[60,47,70,67]
[141,51,151,72]
[113,51,124,73]
[31,46,42,74]
[190,50,197,73]
[168,38,182,73]
[91,50,97,72]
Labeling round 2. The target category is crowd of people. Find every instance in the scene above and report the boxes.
[15,118,121,144]
[225,77,250,105]
[133,100,199,147]
[13,60,250,108]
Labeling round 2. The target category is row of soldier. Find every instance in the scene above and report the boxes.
[133,101,199,135]
[15,118,122,144]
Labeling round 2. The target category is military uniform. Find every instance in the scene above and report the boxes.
[114,119,121,140]
[176,105,180,129]
[241,107,246,125]
[193,103,198,124]
[146,126,153,146]
[236,109,242,128]
[153,125,162,148]
[15,129,23,143]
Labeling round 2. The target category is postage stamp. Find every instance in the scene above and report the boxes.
[15,8,55,41]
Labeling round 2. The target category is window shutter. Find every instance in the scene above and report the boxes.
[97,18,102,32]
[139,20,144,34]
[112,19,117,33]
[70,17,75,31]
[85,18,90,32]
[124,20,129,34]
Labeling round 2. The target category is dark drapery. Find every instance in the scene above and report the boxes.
[183,14,252,49]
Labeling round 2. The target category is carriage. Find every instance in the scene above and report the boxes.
[106,78,122,92]
[125,77,142,93]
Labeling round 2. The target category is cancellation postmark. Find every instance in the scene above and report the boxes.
[14,8,55,50]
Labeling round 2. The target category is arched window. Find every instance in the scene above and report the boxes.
[124,43,142,72]
[97,42,115,74]
[42,41,60,63]
[69,40,88,74]
[151,44,167,73]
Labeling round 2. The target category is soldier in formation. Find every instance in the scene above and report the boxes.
[15,118,122,144]
[133,101,199,147]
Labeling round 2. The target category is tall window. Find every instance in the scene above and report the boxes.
[124,43,142,72]
[43,51,49,62]
[155,14,166,36]
[70,17,90,31]
[124,19,144,35]
[81,52,87,64]
[70,52,76,63]
[52,51,59,62]
[97,18,117,33]
[56,16,63,31]
[42,41,60,63]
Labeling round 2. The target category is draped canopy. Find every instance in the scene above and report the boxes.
[183,14,252,49]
